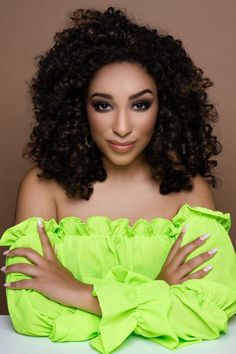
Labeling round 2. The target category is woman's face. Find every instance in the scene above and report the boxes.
[85,62,158,167]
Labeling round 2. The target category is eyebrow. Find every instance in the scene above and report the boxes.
[89,89,154,100]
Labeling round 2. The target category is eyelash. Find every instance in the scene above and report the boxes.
[91,100,152,112]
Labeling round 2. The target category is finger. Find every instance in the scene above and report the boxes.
[2,263,38,277]
[4,278,36,290]
[5,247,44,266]
[166,224,189,264]
[173,233,210,268]
[181,265,214,283]
[178,248,216,278]
[37,218,56,261]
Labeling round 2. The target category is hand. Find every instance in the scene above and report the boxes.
[1,218,83,307]
[156,224,217,285]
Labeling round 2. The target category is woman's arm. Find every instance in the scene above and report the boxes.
[183,174,217,210]
[6,166,102,315]
[14,166,57,224]
[76,283,102,316]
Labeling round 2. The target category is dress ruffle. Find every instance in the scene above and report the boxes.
[0,203,231,245]
[82,262,236,353]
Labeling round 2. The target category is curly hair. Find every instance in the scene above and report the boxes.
[23,5,222,200]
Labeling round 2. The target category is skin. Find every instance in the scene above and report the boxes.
[156,225,216,284]
[1,219,217,316]
[2,220,101,315]
[1,62,217,317]
[85,61,159,183]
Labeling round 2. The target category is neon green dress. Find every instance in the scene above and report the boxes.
[0,203,236,354]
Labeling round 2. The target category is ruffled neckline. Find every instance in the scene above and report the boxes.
[57,203,230,228]
[0,203,231,246]
[51,203,231,238]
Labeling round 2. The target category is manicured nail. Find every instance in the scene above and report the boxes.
[1,266,6,272]
[3,282,11,287]
[203,265,213,272]
[37,217,44,229]
[208,248,218,255]
[199,233,210,241]
[182,223,189,233]
[3,250,10,256]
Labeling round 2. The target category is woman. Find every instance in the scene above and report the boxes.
[1,6,236,354]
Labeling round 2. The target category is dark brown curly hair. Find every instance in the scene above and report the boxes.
[23,5,222,200]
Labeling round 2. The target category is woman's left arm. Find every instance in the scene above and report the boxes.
[81,212,236,354]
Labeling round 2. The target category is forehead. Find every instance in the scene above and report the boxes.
[88,62,157,94]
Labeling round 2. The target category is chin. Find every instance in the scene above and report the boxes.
[97,140,149,164]
[102,150,144,166]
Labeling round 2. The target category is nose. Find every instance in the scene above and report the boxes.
[112,109,132,137]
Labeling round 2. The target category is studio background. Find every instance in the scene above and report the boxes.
[1,0,235,246]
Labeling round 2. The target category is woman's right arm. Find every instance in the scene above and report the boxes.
[1,167,102,343]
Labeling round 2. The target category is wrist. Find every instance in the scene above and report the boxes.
[72,280,102,317]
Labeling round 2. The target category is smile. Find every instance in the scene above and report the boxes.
[108,142,135,153]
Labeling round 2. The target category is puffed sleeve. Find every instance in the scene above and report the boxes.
[81,205,236,354]
[0,218,101,342]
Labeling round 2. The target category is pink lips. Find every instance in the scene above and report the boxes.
[108,142,135,153]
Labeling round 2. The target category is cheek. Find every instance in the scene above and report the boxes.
[90,119,106,135]
[138,113,157,136]
[86,108,107,135]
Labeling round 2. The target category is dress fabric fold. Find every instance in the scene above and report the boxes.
[0,203,236,354]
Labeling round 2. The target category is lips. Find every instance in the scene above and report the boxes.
[108,141,135,153]
[107,140,136,146]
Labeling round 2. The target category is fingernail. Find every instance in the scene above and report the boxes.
[203,265,213,272]
[3,282,11,287]
[199,233,211,241]
[3,250,10,256]
[1,266,6,272]
[37,217,44,229]
[182,223,189,233]
[208,248,218,255]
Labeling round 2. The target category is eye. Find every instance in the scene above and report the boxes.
[92,102,111,112]
[133,101,152,111]
[91,100,152,112]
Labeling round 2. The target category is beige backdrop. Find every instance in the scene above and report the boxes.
[0,0,235,249]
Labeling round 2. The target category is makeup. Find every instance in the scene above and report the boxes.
[108,142,135,153]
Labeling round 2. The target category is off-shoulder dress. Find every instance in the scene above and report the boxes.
[0,203,236,354]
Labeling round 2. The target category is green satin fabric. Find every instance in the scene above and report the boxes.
[0,203,236,354]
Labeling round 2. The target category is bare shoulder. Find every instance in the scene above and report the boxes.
[14,166,57,224]
[182,174,217,210]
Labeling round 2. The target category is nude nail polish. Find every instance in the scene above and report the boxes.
[208,248,218,255]
[182,223,189,233]
[3,250,10,256]
[199,233,210,241]
[203,265,213,272]
[37,217,44,229]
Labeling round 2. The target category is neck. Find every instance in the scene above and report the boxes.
[101,154,151,183]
